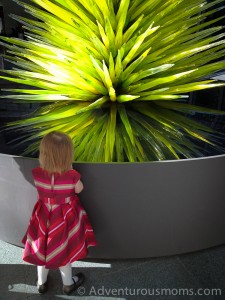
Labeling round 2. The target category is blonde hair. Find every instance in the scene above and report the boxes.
[39,131,74,174]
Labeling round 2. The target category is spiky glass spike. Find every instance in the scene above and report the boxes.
[1,0,225,161]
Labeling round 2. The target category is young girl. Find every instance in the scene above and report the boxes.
[22,131,97,295]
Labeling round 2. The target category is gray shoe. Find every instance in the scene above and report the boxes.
[63,272,85,295]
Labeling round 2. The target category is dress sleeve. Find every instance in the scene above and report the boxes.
[32,167,41,179]
[72,169,81,184]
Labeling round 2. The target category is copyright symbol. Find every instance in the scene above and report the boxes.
[77,286,85,295]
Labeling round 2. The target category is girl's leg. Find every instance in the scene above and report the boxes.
[37,266,49,285]
[59,264,74,286]
[60,264,84,295]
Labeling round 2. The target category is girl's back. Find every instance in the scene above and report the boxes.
[33,167,80,202]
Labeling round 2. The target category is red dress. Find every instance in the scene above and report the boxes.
[22,167,97,269]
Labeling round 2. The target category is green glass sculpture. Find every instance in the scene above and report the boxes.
[1,0,225,162]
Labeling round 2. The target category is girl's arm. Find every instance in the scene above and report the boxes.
[75,180,84,194]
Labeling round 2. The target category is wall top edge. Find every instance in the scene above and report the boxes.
[1,153,225,165]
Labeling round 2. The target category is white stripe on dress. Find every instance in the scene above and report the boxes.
[34,180,75,190]
[26,234,46,262]
[46,210,86,262]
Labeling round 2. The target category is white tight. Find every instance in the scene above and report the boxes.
[37,264,73,286]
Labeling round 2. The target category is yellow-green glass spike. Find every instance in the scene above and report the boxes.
[105,104,117,161]
[122,25,159,68]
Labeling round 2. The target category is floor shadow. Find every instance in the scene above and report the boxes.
[1,243,225,300]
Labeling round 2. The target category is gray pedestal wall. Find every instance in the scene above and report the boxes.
[0,153,225,258]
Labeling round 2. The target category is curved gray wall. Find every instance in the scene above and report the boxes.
[1,153,225,258]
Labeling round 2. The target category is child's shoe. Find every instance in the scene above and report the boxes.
[37,280,48,294]
[63,272,85,295]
